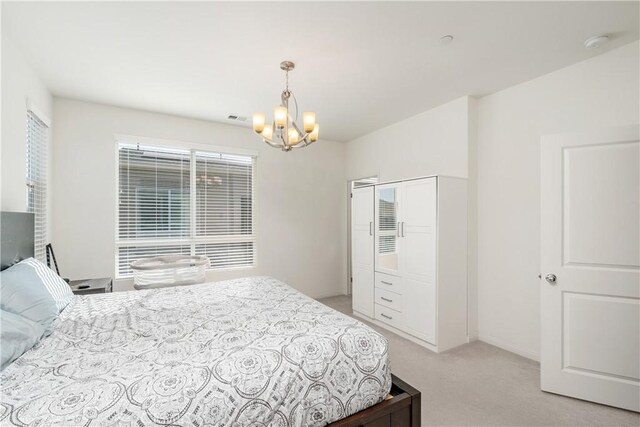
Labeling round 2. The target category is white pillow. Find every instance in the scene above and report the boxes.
[1,309,45,370]
[20,258,73,313]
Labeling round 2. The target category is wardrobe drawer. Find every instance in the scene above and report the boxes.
[375,287,402,312]
[375,272,402,294]
[375,304,402,329]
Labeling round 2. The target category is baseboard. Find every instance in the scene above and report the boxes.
[312,291,349,299]
[478,334,539,362]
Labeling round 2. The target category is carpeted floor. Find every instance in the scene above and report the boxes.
[318,295,640,427]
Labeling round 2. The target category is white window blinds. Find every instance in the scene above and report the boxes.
[26,110,48,262]
[194,151,254,268]
[117,142,255,277]
[118,144,191,241]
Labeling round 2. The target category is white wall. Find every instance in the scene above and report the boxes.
[345,95,479,340]
[1,35,53,214]
[51,99,347,298]
[466,97,479,342]
[476,41,640,360]
[9,25,637,362]
[345,96,471,182]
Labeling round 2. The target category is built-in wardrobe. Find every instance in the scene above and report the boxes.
[351,175,468,353]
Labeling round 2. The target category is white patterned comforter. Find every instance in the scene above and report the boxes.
[0,277,391,426]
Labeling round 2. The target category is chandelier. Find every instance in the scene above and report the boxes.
[252,61,319,151]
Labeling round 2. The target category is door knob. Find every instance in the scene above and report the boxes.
[545,274,557,284]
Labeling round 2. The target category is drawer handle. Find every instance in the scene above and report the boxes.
[380,313,393,320]
[381,297,393,303]
[380,280,393,286]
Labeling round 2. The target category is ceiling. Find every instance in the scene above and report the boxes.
[2,2,638,142]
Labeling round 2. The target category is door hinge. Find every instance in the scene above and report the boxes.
[350,193,353,198]
[350,277,353,283]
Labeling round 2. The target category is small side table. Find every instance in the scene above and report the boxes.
[69,278,113,295]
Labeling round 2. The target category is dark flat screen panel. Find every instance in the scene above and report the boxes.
[1,212,34,270]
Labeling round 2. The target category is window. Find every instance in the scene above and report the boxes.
[26,110,48,261]
[117,141,255,277]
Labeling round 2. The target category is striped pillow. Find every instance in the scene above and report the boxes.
[21,258,73,313]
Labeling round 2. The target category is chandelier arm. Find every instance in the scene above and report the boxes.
[291,136,315,149]
[291,121,305,138]
[291,140,313,149]
[277,129,288,146]
[262,138,281,148]
[288,136,307,149]
[290,91,299,122]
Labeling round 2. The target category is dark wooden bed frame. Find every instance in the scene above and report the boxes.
[329,375,421,427]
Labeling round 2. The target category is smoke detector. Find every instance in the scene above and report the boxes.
[584,35,610,49]
[440,35,454,45]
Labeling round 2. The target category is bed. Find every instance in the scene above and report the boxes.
[1,276,420,426]
[0,213,420,426]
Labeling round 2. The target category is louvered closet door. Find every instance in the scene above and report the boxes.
[400,177,437,344]
[352,186,374,317]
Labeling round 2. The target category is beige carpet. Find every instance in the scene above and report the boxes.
[318,295,640,427]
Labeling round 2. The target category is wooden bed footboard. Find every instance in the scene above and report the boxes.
[329,374,421,427]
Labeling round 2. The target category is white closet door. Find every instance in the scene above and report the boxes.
[352,186,375,317]
[401,178,437,281]
[400,178,437,344]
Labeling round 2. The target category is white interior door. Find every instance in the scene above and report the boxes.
[352,186,375,317]
[540,125,640,411]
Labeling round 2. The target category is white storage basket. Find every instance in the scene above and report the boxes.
[130,255,210,290]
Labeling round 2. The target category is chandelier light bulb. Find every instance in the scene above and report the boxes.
[288,128,300,145]
[303,112,316,133]
[274,106,287,129]
[310,124,320,142]
[262,124,273,140]
[252,113,265,133]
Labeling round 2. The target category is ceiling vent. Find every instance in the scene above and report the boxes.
[227,115,248,122]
